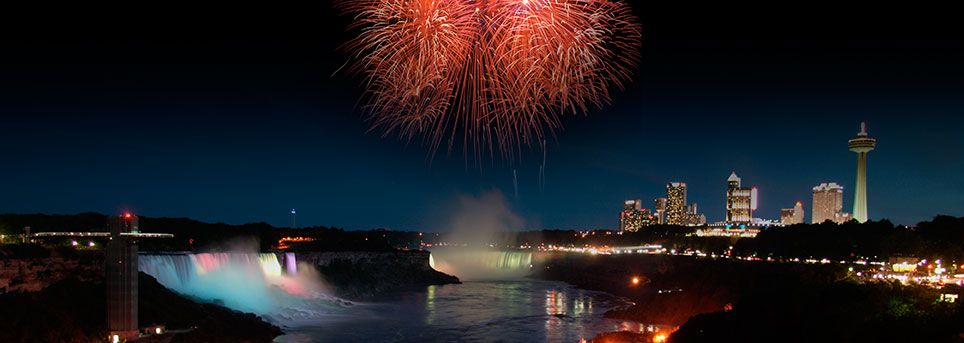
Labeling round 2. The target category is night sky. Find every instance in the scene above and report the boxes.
[1,4,962,230]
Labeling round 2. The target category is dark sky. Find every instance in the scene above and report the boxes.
[1,4,962,229]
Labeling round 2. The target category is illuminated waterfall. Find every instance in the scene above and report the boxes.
[429,249,533,280]
[139,253,345,324]
[284,252,298,276]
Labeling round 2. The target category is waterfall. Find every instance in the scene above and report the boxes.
[139,252,346,324]
[284,252,298,276]
[429,249,533,280]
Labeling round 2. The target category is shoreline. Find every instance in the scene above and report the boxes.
[529,252,846,342]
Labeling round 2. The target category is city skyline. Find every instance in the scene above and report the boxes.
[2,24,963,230]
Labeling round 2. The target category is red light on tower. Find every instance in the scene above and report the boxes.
[124,213,132,218]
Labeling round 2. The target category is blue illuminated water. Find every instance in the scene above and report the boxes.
[273,280,650,343]
[138,253,652,342]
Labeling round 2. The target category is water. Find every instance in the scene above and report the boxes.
[140,252,652,342]
[274,280,649,343]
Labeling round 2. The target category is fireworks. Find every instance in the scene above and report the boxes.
[337,0,641,159]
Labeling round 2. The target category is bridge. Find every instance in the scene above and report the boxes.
[27,214,173,343]
[30,232,173,238]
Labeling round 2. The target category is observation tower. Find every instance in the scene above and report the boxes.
[848,122,876,223]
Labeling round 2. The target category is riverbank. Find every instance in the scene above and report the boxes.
[0,272,282,343]
[0,246,459,342]
[533,253,844,326]
[533,253,964,343]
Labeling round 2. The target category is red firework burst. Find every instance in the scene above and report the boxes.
[337,0,641,160]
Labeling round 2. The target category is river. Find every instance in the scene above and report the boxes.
[138,252,652,343]
[274,280,650,343]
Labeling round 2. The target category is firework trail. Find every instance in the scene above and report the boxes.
[540,138,546,192]
[337,0,641,160]
[513,169,519,199]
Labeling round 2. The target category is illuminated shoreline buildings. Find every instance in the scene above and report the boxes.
[725,172,756,224]
[683,203,706,226]
[780,202,805,225]
[620,199,656,232]
[848,122,876,223]
[619,182,705,230]
[812,182,851,224]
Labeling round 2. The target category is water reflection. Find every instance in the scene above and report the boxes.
[275,280,646,343]
[425,285,436,325]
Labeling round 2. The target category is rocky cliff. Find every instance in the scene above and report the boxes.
[0,248,103,294]
[296,250,460,300]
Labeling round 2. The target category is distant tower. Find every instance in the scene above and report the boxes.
[848,122,876,223]
[291,209,297,228]
[107,213,140,342]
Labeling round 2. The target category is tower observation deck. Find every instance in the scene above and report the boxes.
[848,122,876,223]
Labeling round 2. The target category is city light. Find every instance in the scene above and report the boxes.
[274,236,316,250]
[632,277,640,285]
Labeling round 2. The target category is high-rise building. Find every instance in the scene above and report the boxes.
[780,208,794,225]
[812,183,850,224]
[793,201,804,224]
[848,122,876,223]
[654,198,667,225]
[686,203,698,215]
[725,172,753,224]
[107,214,140,342]
[621,208,655,232]
[780,202,805,225]
[665,183,687,225]
[683,203,706,226]
[620,200,656,232]
[624,199,642,211]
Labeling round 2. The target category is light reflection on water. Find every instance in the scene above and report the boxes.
[274,280,647,343]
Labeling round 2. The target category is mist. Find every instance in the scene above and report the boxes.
[138,240,354,327]
[429,190,534,280]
